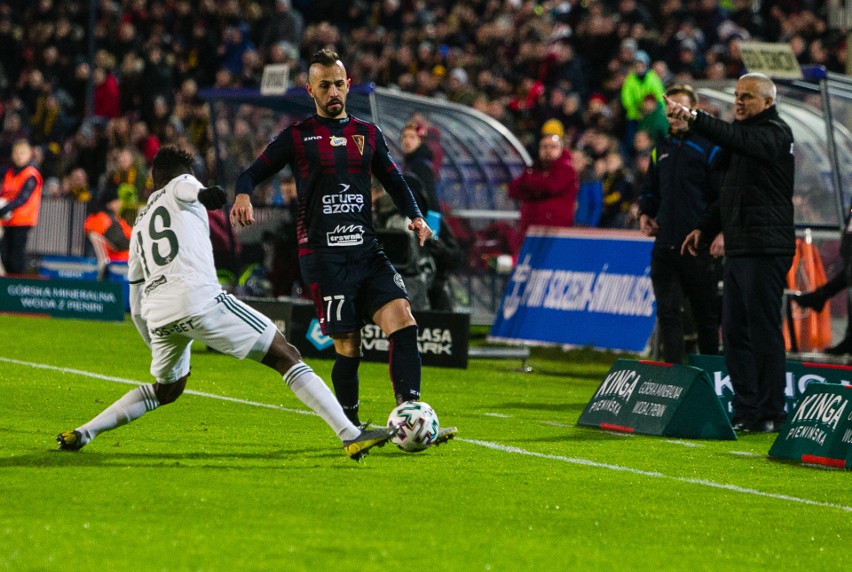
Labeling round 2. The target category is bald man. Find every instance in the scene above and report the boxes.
[671,73,795,433]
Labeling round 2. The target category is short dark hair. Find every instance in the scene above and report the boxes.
[665,83,698,106]
[152,146,195,189]
[310,48,340,67]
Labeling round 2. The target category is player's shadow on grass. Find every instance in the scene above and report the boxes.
[0,449,350,470]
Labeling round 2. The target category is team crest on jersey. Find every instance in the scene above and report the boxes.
[330,136,347,147]
[394,273,407,293]
[352,135,365,155]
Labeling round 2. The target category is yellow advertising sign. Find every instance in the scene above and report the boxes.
[738,41,804,80]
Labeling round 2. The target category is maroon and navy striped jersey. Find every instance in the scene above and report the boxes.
[235,114,422,253]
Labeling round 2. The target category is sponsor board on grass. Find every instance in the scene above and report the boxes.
[578,358,736,440]
[769,382,852,469]
[244,296,470,368]
[0,276,124,321]
[688,354,851,419]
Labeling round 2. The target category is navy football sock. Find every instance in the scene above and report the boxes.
[389,325,422,404]
[331,353,361,426]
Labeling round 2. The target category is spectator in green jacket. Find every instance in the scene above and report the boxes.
[621,50,665,150]
[637,94,670,146]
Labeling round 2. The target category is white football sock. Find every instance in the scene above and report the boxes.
[284,363,359,441]
[77,384,160,444]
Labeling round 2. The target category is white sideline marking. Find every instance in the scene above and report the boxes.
[5,356,850,512]
[663,440,704,448]
[729,450,763,458]
[0,356,315,416]
[461,439,852,513]
[484,412,511,418]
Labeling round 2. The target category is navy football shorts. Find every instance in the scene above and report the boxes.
[300,246,409,335]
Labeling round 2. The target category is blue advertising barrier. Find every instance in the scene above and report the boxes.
[39,256,130,311]
[489,228,656,352]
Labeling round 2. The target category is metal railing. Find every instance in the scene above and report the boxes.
[27,198,89,257]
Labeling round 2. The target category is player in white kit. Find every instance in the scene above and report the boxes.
[57,146,395,460]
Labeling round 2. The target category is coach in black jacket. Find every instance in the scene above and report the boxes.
[638,84,722,364]
[670,73,795,434]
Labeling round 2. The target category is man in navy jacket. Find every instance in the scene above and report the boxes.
[638,84,721,365]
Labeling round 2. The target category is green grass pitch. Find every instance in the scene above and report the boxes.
[1,314,849,571]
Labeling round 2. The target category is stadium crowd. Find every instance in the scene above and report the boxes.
[0,0,845,226]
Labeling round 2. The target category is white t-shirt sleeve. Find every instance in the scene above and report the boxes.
[172,175,203,203]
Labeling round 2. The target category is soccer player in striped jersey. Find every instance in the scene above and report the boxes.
[232,49,456,446]
[57,146,396,461]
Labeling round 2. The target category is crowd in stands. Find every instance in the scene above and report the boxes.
[0,0,846,230]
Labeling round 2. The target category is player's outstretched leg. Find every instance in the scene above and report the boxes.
[56,384,160,451]
[56,378,185,451]
[343,426,400,461]
[264,331,395,460]
[283,361,397,461]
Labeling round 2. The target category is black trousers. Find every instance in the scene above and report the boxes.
[650,247,720,363]
[0,225,31,274]
[723,255,793,424]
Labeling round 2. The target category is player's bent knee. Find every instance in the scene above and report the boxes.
[154,376,187,405]
[331,331,361,357]
[374,299,416,335]
[262,333,301,374]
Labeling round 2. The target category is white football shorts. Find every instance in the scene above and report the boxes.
[148,292,277,383]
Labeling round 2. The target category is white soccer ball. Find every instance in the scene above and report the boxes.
[387,400,440,452]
